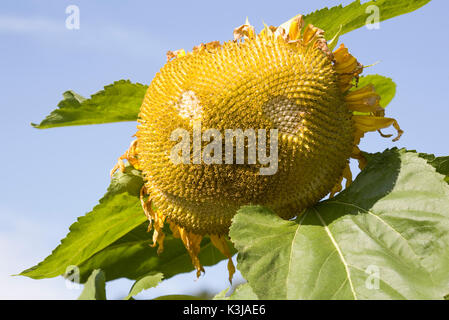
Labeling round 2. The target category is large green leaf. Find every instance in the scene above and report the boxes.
[32,80,147,129]
[78,269,107,300]
[19,162,234,282]
[75,221,236,283]
[230,149,449,299]
[303,0,431,40]
[19,164,146,279]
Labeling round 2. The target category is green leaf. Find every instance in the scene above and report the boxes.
[125,272,163,300]
[356,75,396,108]
[303,0,431,40]
[213,288,229,300]
[153,295,204,300]
[213,283,258,300]
[75,221,236,283]
[352,74,396,115]
[32,2,431,130]
[19,163,146,279]
[20,161,235,282]
[78,269,107,300]
[230,149,449,300]
[418,153,449,184]
[32,80,147,129]
[351,75,396,116]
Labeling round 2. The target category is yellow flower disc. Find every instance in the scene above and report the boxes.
[136,34,354,236]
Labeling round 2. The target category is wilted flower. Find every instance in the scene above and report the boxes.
[112,14,402,281]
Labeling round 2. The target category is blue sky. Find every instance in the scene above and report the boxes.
[0,0,448,299]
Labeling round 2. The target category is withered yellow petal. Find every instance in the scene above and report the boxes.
[353,115,403,141]
[345,84,382,113]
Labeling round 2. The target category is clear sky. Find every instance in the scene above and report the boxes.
[1,0,448,299]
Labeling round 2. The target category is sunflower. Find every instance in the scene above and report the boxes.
[111,14,402,281]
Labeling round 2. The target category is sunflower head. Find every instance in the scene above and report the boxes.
[113,14,402,281]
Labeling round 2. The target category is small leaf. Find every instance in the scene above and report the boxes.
[356,75,396,108]
[19,164,146,279]
[78,269,106,300]
[231,149,449,300]
[32,80,147,129]
[352,75,397,116]
[213,283,258,300]
[125,272,163,300]
[212,288,229,300]
[303,0,431,40]
[153,295,203,300]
